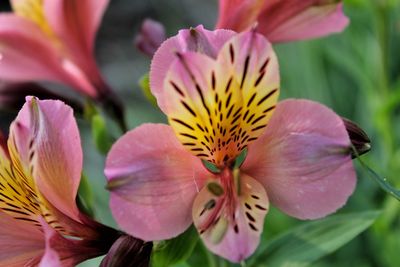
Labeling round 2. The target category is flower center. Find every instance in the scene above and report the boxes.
[165,31,279,168]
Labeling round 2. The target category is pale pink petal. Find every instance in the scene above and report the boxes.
[150,25,235,113]
[258,2,349,42]
[105,123,212,241]
[0,213,44,267]
[161,30,279,167]
[11,97,82,222]
[193,174,269,262]
[242,99,356,219]
[215,0,264,31]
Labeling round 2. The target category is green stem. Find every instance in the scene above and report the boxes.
[200,241,218,267]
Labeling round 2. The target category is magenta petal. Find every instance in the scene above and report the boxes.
[242,99,356,219]
[105,123,212,241]
[11,97,82,222]
[0,213,44,267]
[150,25,235,113]
[259,2,349,43]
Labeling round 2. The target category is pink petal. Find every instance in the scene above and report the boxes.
[0,213,44,267]
[215,0,264,32]
[105,123,212,241]
[242,99,356,219]
[0,16,66,83]
[44,0,109,60]
[0,15,98,97]
[11,97,82,222]
[43,0,112,97]
[161,30,279,167]
[150,25,235,113]
[258,1,349,43]
[215,0,349,43]
[38,218,97,267]
[193,173,269,262]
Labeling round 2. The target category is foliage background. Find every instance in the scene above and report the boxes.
[1,0,399,266]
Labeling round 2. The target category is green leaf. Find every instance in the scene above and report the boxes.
[91,114,114,154]
[139,73,157,106]
[77,173,95,217]
[248,211,380,267]
[152,226,199,267]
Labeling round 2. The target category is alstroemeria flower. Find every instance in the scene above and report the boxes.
[215,0,349,43]
[0,97,123,266]
[105,28,356,262]
[0,0,116,103]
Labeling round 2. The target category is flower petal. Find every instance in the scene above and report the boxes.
[215,0,264,32]
[11,97,82,222]
[0,15,70,84]
[44,0,109,57]
[162,30,279,167]
[258,1,349,43]
[38,218,99,267]
[193,173,269,262]
[0,213,44,267]
[150,25,235,113]
[242,99,356,219]
[105,123,211,241]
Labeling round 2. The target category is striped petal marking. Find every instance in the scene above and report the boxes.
[0,100,71,235]
[163,29,280,168]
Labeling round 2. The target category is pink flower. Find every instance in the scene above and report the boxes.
[0,0,115,102]
[0,97,121,266]
[105,28,356,262]
[215,0,349,43]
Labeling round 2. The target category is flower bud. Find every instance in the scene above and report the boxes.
[100,235,152,267]
[134,18,166,57]
[342,118,371,158]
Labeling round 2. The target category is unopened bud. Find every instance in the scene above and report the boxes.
[134,18,166,57]
[342,118,371,158]
[100,235,152,267]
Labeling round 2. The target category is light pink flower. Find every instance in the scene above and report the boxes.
[0,0,115,102]
[105,28,356,262]
[215,0,349,43]
[0,97,120,266]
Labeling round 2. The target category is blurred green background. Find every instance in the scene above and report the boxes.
[1,0,399,266]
